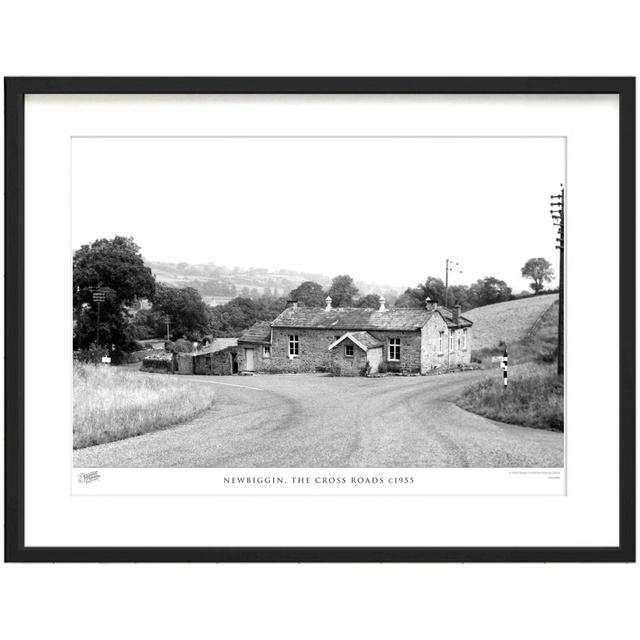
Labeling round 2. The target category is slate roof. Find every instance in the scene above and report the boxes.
[329,331,383,351]
[270,307,472,331]
[210,338,238,352]
[238,321,272,344]
[437,307,473,328]
[198,337,238,355]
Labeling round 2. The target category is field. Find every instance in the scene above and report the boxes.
[73,363,216,449]
[456,363,563,431]
[472,300,559,367]
[457,295,563,431]
[464,293,558,351]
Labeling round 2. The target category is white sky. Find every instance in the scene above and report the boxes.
[72,136,564,292]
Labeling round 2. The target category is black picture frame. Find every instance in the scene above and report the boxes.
[4,77,635,563]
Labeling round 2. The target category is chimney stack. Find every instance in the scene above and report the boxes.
[378,295,386,312]
[287,299,299,311]
[453,304,461,324]
[425,297,438,311]
[325,296,332,312]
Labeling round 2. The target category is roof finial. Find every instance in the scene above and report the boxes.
[378,295,386,312]
[325,296,332,311]
[425,297,437,311]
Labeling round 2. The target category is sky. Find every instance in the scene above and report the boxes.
[72,136,565,293]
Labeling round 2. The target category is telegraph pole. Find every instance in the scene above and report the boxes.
[551,185,565,375]
[444,258,462,307]
[165,315,171,341]
[92,287,106,346]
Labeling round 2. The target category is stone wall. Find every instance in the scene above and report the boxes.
[176,353,194,375]
[254,328,423,374]
[193,349,235,375]
[237,322,470,375]
[420,315,471,373]
[368,330,422,373]
[329,338,368,376]
[237,342,272,372]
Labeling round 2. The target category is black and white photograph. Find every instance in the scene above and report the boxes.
[71,135,565,471]
[6,78,632,564]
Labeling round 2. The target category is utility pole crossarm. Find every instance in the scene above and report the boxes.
[550,185,565,376]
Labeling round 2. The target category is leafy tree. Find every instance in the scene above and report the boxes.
[153,284,211,341]
[419,277,446,305]
[521,257,554,294]
[394,289,424,308]
[355,293,383,308]
[208,296,288,336]
[327,274,359,307]
[125,308,166,341]
[394,276,446,308]
[73,236,155,350]
[448,284,472,310]
[289,281,325,307]
[468,276,512,308]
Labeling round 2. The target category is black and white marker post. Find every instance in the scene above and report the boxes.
[501,346,508,388]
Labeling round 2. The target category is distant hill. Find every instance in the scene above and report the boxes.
[464,294,559,351]
[145,259,401,302]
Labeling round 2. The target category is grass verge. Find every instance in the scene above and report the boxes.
[73,363,215,448]
[456,364,563,431]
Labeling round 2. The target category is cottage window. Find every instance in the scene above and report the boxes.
[449,330,455,352]
[462,329,467,350]
[388,338,401,361]
[345,344,354,357]
[288,335,299,357]
[438,331,445,354]
[263,345,271,358]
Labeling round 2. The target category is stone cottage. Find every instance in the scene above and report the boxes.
[175,338,239,375]
[237,296,472,376]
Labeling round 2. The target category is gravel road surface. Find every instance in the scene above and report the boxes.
[73,371,563,468]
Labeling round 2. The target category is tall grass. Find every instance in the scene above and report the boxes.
[456,363,563,431]
[73,363,216,449]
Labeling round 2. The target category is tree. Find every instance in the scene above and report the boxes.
[355,293,382,308]
[448,284,472,310]
[152,284,211,341]
[468,276,512,308]
[419,277,446,305]
[208,296,288,336]
[289,281,325,307]
[73,236,156,350]
[521,257,554,294]
[394,276,446,308]
[327,275,359,307]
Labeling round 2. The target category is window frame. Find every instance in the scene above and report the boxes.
[345,344,354,357]
[263,344,271,358]
[388,337,401,361]
[288,335,299,357]
[449,329,455,352]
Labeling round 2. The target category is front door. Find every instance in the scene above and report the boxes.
[231,352,239,374]
[245,348,255,371]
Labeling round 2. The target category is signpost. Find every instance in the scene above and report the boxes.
[500,347,508,388]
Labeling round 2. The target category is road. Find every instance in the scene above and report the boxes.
[73,371,563,468]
